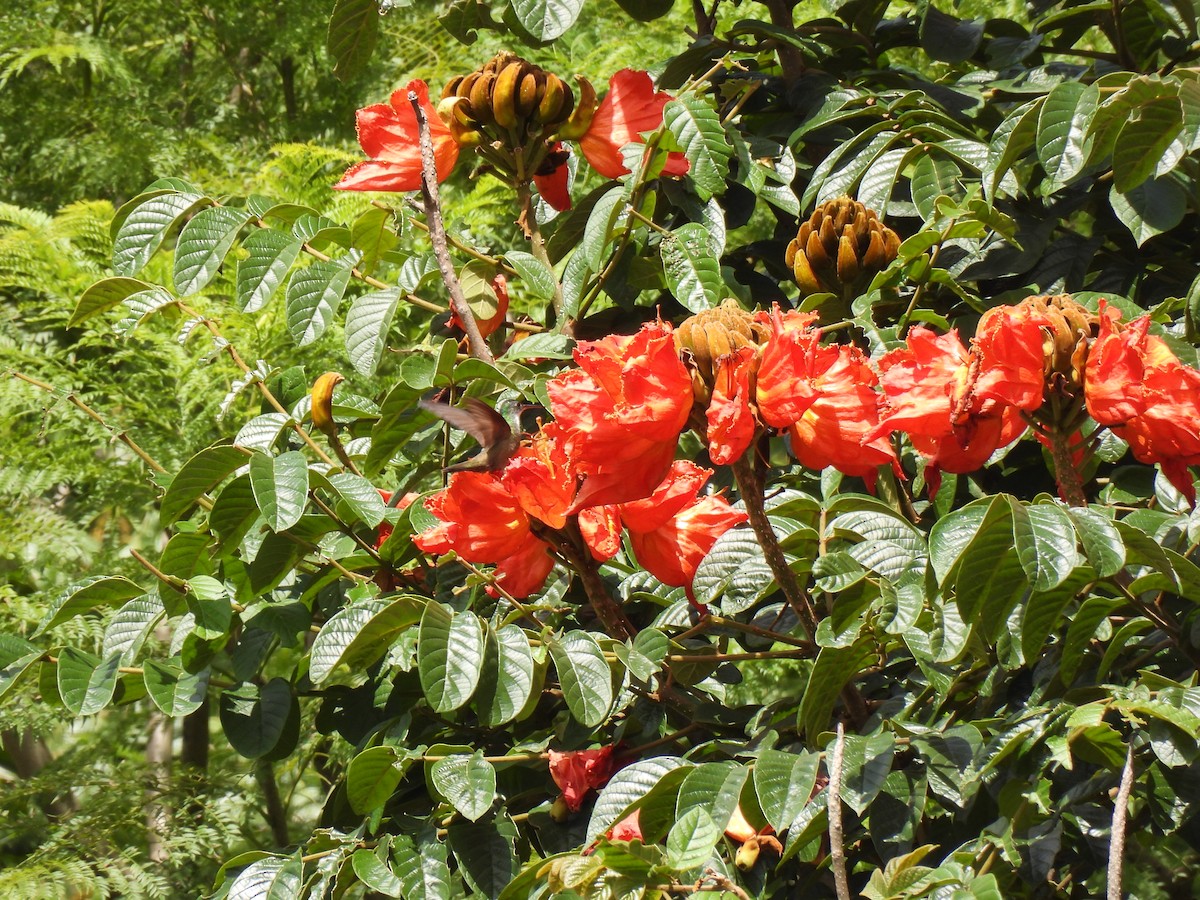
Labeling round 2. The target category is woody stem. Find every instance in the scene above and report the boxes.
[553,522,635,640]
[409,91,494,364]
[517,181,564,325]
[1045,420,1089,508]
[729,452,818,638]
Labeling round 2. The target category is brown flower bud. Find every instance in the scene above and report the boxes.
[442,52,575,146]
[786,197,900,299]
[675,299,770,404]
[1019,294,1100,393]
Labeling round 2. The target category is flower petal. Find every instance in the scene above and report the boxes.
[579,69,677,179]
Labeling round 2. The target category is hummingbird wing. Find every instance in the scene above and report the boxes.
[419,396,512,451]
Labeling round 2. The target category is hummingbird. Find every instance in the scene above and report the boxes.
[419,396,523,473]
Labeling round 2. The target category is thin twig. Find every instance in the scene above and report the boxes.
[409,91,494,363]
[11,371,168,474]
[1107,742,1135,900]
[829,721,850,900]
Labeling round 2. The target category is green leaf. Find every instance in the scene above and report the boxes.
[57,648,121,716]
[37,575,143,635]
[227,854,304,900]
[676,761,747,833]
[502,331,575,361]
[587,757,691,843]
[112,191,208,276]
[219,678,299,760]
[473,624,536,726]
[1037,81,1099,186]
[549,630,613,727]
[237,228,302,313]
[666,807,720,871]
[504,250,557,301]
[211,474,260,556]
[753,749,819,832]
[801,641,873,740]
[910,152,962,221]
[187,575,233,641]
[1112,96,1183,192]
[1021,571,1089,664]
[431,752,497,822]
[1011,501,1081,591]
[447,818,518,900]
[984,100,1041,200]
[160,444,249,526]
[173,206,252,295]
[345,287,402,377]
[392,834,451,900]
[285,254,357,346]
[327,0,379,81]
[0,636,45,703]
[347,745,418,814]
[249,451,308,533]
[70,276,158,327]
[103,594,166,663]
[418,602,485,713]
[309,595,423,683]
[663,96,732,200]
[352,847,403,898]
[1061,596,1120,682]
[839,732,894,814]
[920,6,983,62]
[1066,507,1125,578]
[693,526,772,614]
[350,206,399,276]
[328,472,387,527]
[144,657,210,716]
[1110,176,1186,247]
[510,0,582,40]
[661,222,723,313]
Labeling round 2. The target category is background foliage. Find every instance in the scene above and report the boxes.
[4,0,1200,898]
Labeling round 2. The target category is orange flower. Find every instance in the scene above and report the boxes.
[336,69,685,211]
[706,347,758,465]
[607,809,643,842]
[413,429,577,597]
[548,321,692,509]
[580,462,748,598]
[1085,308,1200,502]
[971,303,1054,411]
[549,746,617,812]
[334,81,459,193]
[576,69,688,180]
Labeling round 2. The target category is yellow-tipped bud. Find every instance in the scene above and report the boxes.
[311,372,344,437]
[558,75,597,140]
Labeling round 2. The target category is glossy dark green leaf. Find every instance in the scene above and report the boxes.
[1037,81,1098,186]
[504,250,557,301]
[160,444,249,526]
[430,751,496,821]
[345,287,402,377]
[665,807,720,871]
[112,191,208,276]
[227,853,303,900]
[185,575,233,641]
[1012,501,1080,591]
[57,648,121,716]
[237,228,301,313]
[1110,176,1187,247]
[37,575,143,635]
[309,595,423,684]
[351,847,403,898]
[70,276,158,327]
[753,749,819,832]
[586,756,691,843]
[1112,96,1183,192]
[549,630,613,727]
[391,833,451,900]
[663,96,732,200]
[327,0,378,81]
[510,0,582,40]
[839,732,894,814]
[473,624,536,727]
[676,761,747,833]
[661,222,722,313]
[447,817,518,900]
[248,450,308,533]
[144,657,210,716]
[800,641,873,741]
[219,678,299,760]
[693,525,772,614]
[418,602,485,713]
[346,745,419,814]
[173,205,252,295]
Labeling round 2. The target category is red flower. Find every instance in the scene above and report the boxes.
[607,809,643,842]
[549,746,617,812]
[413,429,576,598]
[577,69,688,180]
[336,70,685,211]
[548,321,693,509]
[971,303,1054,411]
[580,462,748,598]
[334,81,459,193]
[1085,309,1200,502]
[706,346,757,465]
[375,490,417,549]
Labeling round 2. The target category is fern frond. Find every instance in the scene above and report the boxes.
[0,32,133,89]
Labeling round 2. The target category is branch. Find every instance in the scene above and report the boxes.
[828,721,850,900]
[1107,742,1135,900]
[410,91,494,363]
[257,759,290,848]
